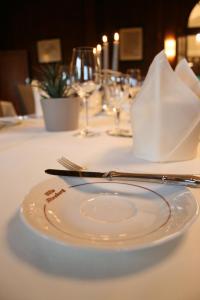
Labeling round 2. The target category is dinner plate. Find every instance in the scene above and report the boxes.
[0,116,22,128]
[20,177,199,251]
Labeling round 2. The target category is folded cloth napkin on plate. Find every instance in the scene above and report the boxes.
[175,58,200,98]
[131,50,200,162]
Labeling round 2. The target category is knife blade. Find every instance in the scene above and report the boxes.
[45,169,104,178]
[45,169,200,188]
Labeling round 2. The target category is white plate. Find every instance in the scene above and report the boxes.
[0,116,22,128]
[20,177,199,251]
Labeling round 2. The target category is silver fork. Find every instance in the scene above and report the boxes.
[57,156,86,171]
[55,156,200,188]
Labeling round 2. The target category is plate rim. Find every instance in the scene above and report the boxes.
[20,179,199,252]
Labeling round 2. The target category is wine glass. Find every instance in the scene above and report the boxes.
[126,68,142,98]
[70,47,101,137]
[106,73,132,137]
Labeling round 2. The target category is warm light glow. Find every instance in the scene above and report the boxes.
[188,2,200,28]
[43,53,50,62]
[93,47,96,54]
[96,44,102,52]
[196,33,200,43]
[114,32,119,41]
[164,38,176,59]
[102,35,108,43]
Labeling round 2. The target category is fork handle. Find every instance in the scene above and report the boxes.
[105,171,200,188]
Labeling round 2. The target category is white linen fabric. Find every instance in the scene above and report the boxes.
[131,50,200,162]
[175,58,200,98]
[31,80,43,117]
[1,117,200,300]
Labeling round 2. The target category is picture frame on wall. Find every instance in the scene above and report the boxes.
[37,38,62,63]
[119,27,143,61]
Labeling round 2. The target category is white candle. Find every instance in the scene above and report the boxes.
[112,32,119,71]
[102,35,109,70]
[96,44,102,69]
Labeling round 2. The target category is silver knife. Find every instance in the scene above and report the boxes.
[45,169,200,188]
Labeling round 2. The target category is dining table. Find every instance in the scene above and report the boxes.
[1,113,200,300]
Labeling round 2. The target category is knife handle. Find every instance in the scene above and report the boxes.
[104,171,200,188]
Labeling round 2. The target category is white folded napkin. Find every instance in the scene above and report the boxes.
[175,58,200,98]
[31,80,43,117]
[131,50,200,162]
[32,86,43,117]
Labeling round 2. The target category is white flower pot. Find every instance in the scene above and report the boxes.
[41,97,80,131]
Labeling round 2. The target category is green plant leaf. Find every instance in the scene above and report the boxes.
[35,63,75,98]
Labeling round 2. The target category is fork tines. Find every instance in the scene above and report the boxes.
[57,156,84,171]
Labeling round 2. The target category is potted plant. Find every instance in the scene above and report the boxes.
[36,63,80,131]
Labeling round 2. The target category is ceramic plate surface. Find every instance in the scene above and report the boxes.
[0,116,22,128]
[20,177,199,251]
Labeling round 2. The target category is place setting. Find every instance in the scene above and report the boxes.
[2,3,200,300]
[20,168,199,252]
[19,49,200,254]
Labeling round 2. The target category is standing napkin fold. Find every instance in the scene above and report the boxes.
[31,80,43,117]
[131,51,200,162]
[175,58,200,98]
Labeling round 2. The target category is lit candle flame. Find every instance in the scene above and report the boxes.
[102,35,108,43]
[93,47,97,54]
[164,37,176,59]
[96,44,102,52]
[114,32,119,42]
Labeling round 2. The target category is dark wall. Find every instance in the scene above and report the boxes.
[0,0,198,77]
[0,0,94,75]
[96,0,198,72]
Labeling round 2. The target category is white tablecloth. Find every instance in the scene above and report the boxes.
[1,116,200,300]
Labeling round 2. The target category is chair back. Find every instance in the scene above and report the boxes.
[17,84,35,114]
[0,101,17,117]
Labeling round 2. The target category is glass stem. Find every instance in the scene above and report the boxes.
[101,86,107,112]
[114,107,120,131]
[84,97,89,131]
